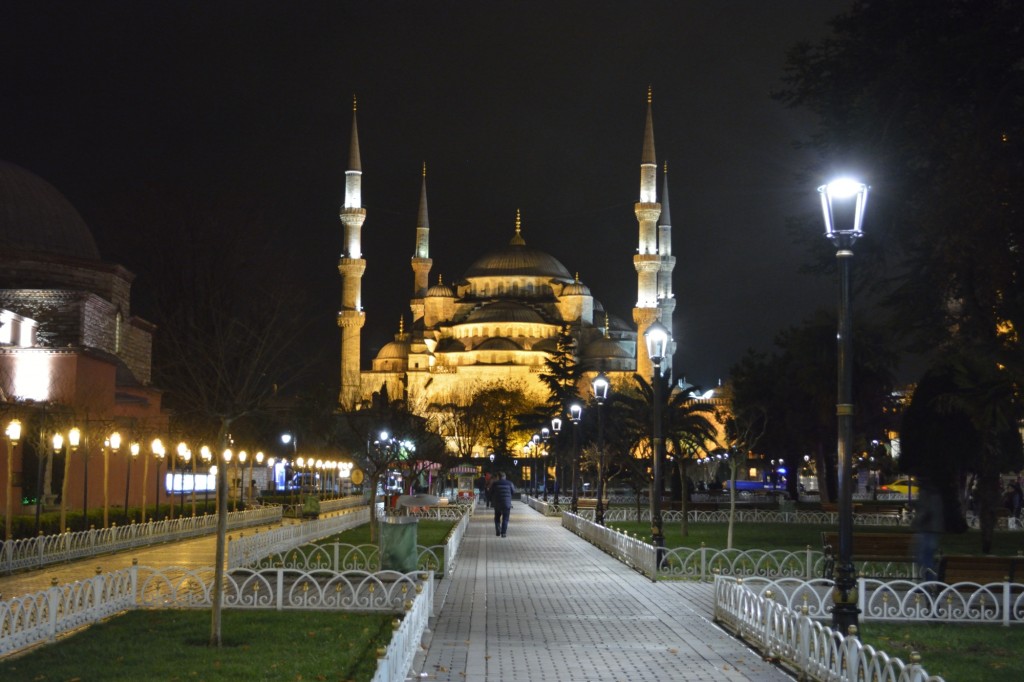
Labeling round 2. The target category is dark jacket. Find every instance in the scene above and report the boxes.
[489,478,515,509]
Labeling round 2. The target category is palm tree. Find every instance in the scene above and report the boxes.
[620,372,719,537]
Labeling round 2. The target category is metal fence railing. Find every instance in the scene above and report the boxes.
[713,575,945,681]
[0,505,282,575]
[0,563,433,682]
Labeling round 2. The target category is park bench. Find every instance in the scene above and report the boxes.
[575,498,608,511]
[821,531,914,579]
[938,555,1024,584]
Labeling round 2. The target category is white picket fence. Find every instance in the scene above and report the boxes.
[227,506,370,568]
[0,505,282,574]
[0,564,434,682]
[714,575,945,681]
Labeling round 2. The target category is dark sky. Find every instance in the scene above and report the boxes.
[0,1,851,389]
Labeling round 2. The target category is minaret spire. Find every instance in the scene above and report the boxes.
[657,161,677,377]
[410,162,433,323]
[633,87,663,379]
[338,97,368,409]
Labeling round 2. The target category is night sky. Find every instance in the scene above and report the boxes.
[0,1,851,389]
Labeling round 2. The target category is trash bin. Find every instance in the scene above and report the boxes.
[379,516,418,572]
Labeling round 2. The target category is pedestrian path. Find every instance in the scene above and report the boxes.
[414,503,790,682]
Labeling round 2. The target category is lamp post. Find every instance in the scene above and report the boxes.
[124,441,139,521]
[223,448,234,510]
[592,371,610,526]
[238,450,248,507]
[569,404,582,514]
[58,427,80,533]
[152,438,166,522]
[645,320,670,560]
[551,417,562,506]
[255,451,264,500]
[818,177,869,634]
[201,446,213,512]
[5,419,22,541]
[103,431,121,528]
[540,427,550,501]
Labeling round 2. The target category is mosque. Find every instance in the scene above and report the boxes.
[337,93,678,412]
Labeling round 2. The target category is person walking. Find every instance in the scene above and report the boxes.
[489,471,515,537]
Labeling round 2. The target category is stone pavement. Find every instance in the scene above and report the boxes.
[413,502,791,682]
[0,520,289,600]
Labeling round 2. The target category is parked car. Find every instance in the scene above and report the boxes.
[879,478,919,496]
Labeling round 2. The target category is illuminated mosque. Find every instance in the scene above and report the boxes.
[337,93,678,411]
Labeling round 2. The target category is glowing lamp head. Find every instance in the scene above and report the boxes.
[109,431,122,451]
[222,448,233,463]
[569,403,582,422]
[592,372,610,403]
[551,417,562,433]
[52,432,64,452]
[818,178,869,239]
[68,426,81,448]
[238,450,247,463]
[4,419,21,445]
[151,438,165,457]
[255,451,264,464]
[130,442,140,457]
[644,320,670,366]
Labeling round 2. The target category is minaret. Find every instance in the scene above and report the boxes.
[633,87,662,380]
[338,96,367,410]
[658,161,677,377]
[410,162,432,324]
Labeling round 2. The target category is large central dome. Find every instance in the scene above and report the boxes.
[463,243,572,279]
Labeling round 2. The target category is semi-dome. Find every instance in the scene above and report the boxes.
[0,161,100,261]
[465,301,545,324]
[583,335,633,359]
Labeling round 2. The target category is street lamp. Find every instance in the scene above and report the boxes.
[103,431,121,527]
[569,403,582,514]
[124,441,139,521]
[818,176,869,634]
[152,438,166,522]
[645,319,670,559]
[540,426,550,501]
[592,371,610,526]
[4,419,21,541]
[551,417,562,506]
[237,450,247,509]
[201,445,213,512]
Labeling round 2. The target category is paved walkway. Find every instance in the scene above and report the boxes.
[0,521,289,599]
[414,503,791,682]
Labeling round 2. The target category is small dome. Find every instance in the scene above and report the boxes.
[427,281,455,297]
[562,279,591,296]
[465,301,545,324]
[0,161,100,261]
[376,338,410,360]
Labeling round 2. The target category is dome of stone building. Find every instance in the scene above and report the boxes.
[0,161,100,261]
[465,301,546,324]
[463,242,572,280]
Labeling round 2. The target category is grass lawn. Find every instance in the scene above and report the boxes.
[605,519,1024,556]
[1,609,393,682]
[860,622,1024,682]
[321,519,457,547]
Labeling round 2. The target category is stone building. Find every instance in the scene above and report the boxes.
[0,160,165,518]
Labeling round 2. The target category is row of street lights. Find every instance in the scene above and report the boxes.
[2,422,351,536]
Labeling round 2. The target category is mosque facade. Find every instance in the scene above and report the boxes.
[337,94,677,413]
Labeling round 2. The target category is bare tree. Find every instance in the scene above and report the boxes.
[138,201,315,647]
